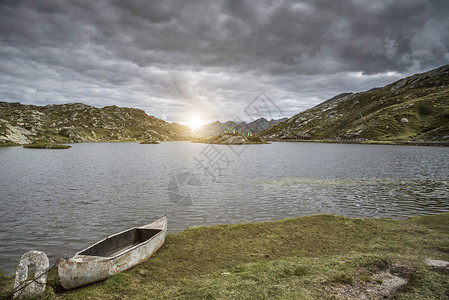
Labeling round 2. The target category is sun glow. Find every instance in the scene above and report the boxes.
[186,115,206,130]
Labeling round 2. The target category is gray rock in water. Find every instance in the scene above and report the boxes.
[13,250,49,299]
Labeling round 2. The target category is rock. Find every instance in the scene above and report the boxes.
[140,139,160,144]
[400,118,409,123]
[4,124,32,144]
[13,250,49,299]
[59,129,75,138]
[425,258,449,268]
[214,134,246,144]
[295,131,311,139]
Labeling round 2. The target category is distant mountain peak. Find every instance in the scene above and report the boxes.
[195,117,288,136]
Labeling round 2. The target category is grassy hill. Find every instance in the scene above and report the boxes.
[0,102,193,145]
[260,65,449,142]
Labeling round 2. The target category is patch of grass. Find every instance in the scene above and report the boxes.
[0,141,20,147]
[1,213,448,299]
[329,273,354,285]
[397,267,449,299]
[103,273,130,293]
[0,272,14,299]
[22,139,71,149]
[245,135,269,144]
[23,143,71,149]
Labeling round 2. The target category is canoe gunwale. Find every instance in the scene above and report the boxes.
[72,215,167,261]
[75,229,162,260]
[58,216,167,289]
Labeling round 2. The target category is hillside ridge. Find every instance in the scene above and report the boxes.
[260,64,449,142]
[0,102,192,145]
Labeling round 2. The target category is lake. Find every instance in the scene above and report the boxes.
[1,141,448,273]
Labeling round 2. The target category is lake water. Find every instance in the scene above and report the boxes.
[1,141,448,273]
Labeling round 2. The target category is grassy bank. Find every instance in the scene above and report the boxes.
[272,139,449,147]
[23,143,71,149]
[1,213,449,299]
[0,142,20,147]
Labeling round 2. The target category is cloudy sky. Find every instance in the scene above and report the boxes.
[1,0,448,126]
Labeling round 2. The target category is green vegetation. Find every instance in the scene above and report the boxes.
[0,141,20,147]
[246,135,266,143]
[261,65,449,142]
[1,213,448,299]
[273,139,449,147]
[212,133,269,144]
[0,102,193,145]
[190,136,216,143]
[23,141,71,149]
[191,133,269,144]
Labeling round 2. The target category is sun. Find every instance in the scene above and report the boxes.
[186,115,206,130]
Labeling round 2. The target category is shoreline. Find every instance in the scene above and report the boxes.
[2,139,449,148]
[269,139,449,147]
[1,212,448,299]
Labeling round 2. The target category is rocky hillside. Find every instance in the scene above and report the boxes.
[260,64,449,142]
[195,117,288,136]
[0,102,193,145]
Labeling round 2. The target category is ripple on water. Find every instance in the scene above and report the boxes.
[1,142,448,273]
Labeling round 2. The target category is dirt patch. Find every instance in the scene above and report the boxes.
[424,247,449,256]
[434,248,449,255]
[338,268,410,299]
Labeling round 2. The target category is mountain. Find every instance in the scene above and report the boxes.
[0,102,193,145]
[195,117,288,136]
[260,65,449,142]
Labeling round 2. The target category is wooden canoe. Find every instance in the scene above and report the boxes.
[58,216,167,290]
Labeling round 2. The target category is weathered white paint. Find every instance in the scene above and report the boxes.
[58,216,167,290]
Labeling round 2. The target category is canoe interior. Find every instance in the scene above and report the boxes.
[79,228,162,257]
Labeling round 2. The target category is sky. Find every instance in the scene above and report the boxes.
[1,0,448,127]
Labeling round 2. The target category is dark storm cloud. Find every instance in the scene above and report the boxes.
[0,0,448,122]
